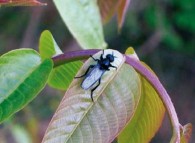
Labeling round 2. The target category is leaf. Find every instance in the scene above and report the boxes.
[180,123,192,143]
[0,49,53,123]
[125,55,181,142]
[53,0,106,49]
[98,0,119,24]
[118,75,165,143]
[39,30,82,90]
[117,0,131,29]
[39,30,63,60]
[42,50,142,143]
[98,0,130,29]
[48,62,82,90]
[0,0,46,6]
[125,47,139,60]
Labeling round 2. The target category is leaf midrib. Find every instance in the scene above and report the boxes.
[0,60,42,104]
[65,56,125,143]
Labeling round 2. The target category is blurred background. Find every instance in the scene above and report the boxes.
[0,0,194,142]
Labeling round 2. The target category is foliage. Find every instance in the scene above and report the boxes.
[0,0,193,143]
[0,49,52,122]
[39,30,82,90]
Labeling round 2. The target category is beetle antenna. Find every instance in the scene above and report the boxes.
[112,51,117,58]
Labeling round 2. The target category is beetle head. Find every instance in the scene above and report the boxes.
[106,54,115,62]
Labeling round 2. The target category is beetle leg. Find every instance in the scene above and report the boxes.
[90,78,101,102]
[75,65,95,78]
[100,50,104,60]
[110,64,117,70]
[90,55,98,61]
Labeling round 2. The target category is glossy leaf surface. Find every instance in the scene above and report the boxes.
[53,0,106,49]
[42,50,141,143]
[0,49,52,123]
[39,30,82,90]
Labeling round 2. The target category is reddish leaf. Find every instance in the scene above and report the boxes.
[98,0,130,29]
[117,0,131,30]
[98,0,119,24]
[0,0,46,6]
[180,123,192,143]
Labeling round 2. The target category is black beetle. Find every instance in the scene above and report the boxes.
[75,50,117,102]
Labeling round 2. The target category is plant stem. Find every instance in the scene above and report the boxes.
[125,55,180,143]
[52,49,100,67]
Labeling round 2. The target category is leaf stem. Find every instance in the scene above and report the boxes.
[52,49,100,67]
[125,56,180,143]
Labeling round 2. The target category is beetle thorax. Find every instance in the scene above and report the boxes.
[98,59,110,70]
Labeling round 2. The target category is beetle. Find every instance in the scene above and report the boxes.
[75,50,117,102]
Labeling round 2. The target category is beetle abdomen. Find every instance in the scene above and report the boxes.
[81,67,105,90]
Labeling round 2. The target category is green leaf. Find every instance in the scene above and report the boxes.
[0,49,53,123]
[118,75,165,143]
[53,0,107,49]
[39,30,82,90]
[39,30,63,59]
[48,61,82,90]
[42,50,141,143]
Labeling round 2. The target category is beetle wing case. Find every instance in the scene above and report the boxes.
[81,66,105,90]
[72,49,125,101]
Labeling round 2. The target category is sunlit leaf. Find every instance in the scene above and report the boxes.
[0,49,53,123]
[39,30,63,59]
[118,48,165,142]
[53,0,106,49]
[39,30,82,90]
[125,55,181,142]
[0,0,46,6]
[125,47,139,60]
[118,75,165,143]
[42,50,142,143]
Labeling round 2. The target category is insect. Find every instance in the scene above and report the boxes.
[75,50,117,102]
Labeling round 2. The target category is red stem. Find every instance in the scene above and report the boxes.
[52,49,100,67]
[125,56,180,143]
